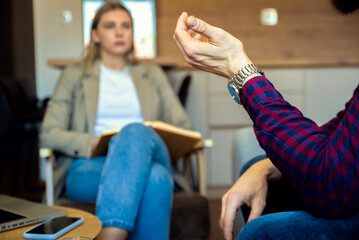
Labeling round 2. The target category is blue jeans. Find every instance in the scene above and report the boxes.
[237,156,359,240]
[238,211,359,240]
[65,123,173,240]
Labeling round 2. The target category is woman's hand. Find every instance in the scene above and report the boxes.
[219,158,282,240]
[173,12,253,79]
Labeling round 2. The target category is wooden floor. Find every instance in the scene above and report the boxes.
[207,199,223,240]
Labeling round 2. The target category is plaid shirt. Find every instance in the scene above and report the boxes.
[241,76,359,218]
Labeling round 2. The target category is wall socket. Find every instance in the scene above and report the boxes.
[260,8,278,26]
[58,10,73,25]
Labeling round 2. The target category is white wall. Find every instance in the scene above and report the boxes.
[305,68,359,123]
[32,0,83,99]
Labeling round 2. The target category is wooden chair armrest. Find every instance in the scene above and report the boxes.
[192,139,214,151]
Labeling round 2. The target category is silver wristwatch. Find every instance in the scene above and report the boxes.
[227,64,264,104]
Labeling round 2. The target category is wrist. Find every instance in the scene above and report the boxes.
[254,158,282,182]
[228,54,253,78]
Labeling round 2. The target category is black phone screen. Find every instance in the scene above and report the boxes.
[26,217,81,234]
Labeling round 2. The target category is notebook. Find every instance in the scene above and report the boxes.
[0,194,66,232]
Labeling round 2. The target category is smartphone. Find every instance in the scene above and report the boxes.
[23,216,84,239]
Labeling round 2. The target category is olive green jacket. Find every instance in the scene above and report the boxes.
[40,60,191,159]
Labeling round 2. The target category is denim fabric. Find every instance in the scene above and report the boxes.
[238,210,359,240]
[238,156,359,240]
[66,123,173,240]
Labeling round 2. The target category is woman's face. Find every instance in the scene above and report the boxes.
[92,9,133,58]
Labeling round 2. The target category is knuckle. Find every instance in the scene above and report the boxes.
[197,23,205,32]
[184,47,197,59]
[226,193,236,202]
[184,55,194,65]
[257,198,267,207]
[221,194,227,204]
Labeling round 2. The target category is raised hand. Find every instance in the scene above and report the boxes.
[173,12,253,79]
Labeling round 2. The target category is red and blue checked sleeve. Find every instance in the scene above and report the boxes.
[320,97,354,134]
[241,76,359,218]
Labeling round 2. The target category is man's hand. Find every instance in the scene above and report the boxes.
[219,158,282,240]
[173,12,253,79]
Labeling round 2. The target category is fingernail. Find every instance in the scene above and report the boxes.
[188,16,198,29]
[192,18,199,29]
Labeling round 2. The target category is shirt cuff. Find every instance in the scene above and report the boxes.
[240,76,283,115]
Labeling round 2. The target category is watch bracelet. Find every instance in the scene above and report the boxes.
[231,64,263,88]
[227,64,264,105]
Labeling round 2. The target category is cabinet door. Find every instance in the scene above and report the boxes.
[208,129,236,186]
[305,68,359,124]
[208,73,252,127]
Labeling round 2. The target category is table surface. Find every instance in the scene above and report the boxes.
[0,206,102,240]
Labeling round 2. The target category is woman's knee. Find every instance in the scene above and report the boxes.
[109,123,169,165]
[120,123,151,138]
[109,123,154,146]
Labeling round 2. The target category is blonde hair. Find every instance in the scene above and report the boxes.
[84,1,137,71]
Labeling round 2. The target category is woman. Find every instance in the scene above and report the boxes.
[40,3,191,240]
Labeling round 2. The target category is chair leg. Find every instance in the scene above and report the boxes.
[183,156,191,181]
[40,148,55,205]
[195,149,207,196]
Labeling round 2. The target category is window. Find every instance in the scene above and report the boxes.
[82,0,157,59]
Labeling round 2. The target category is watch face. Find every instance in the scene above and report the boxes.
[227,84,241,104]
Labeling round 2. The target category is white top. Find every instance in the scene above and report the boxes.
[93,64,143,136]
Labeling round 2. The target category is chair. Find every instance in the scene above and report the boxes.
[232,126,314,235]
[40,139,210,239]
[231,126,266,235]
[177,75,191,107]
[232,126,265,182]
